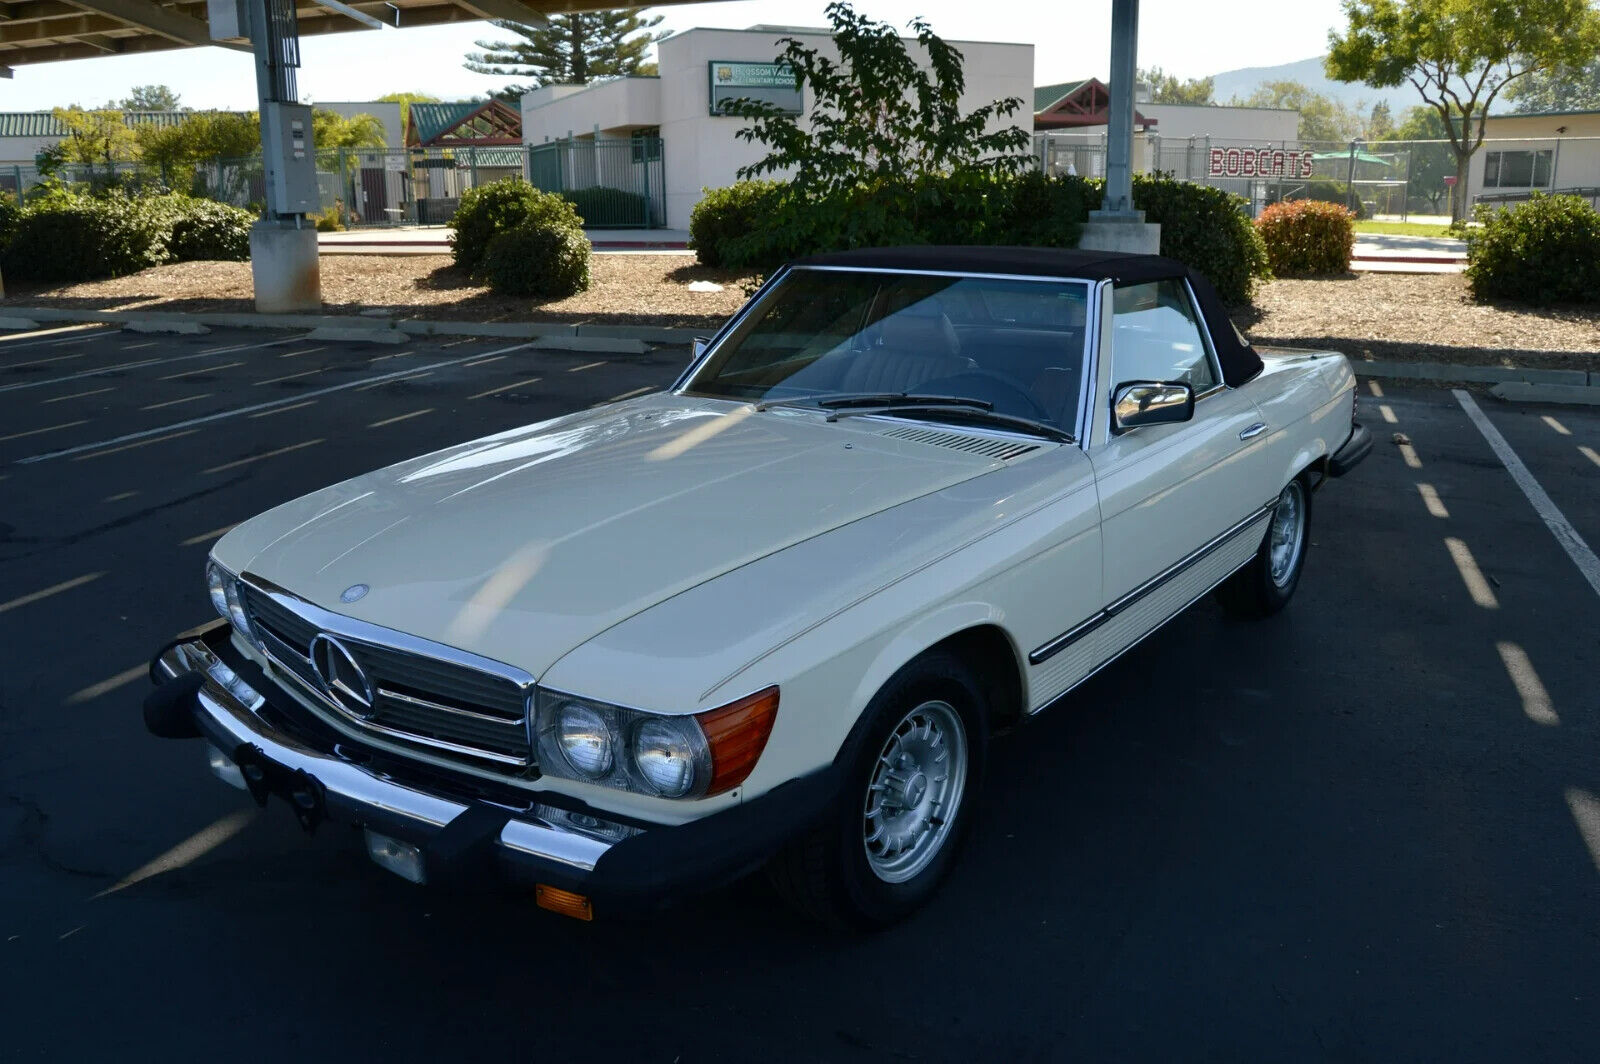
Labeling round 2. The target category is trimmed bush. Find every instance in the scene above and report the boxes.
[0,192,20,251]
[1466,193,1600,305]
[450,178,584,276]
[563,186,652,227]
[1109,175,1270,304]
[1279,178,1367,221]
[994,170,1089,249]
[2,195,169,282]
[690,180,785,267]
[1255,199,1355,276]
[167,199,254,262]
[482,221,592,298]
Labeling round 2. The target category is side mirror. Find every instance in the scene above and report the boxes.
[1112,381,1195,433]
[691,337,710,360]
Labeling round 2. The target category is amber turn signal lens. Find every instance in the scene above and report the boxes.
[535,884,594,921]
[696,685,779,795]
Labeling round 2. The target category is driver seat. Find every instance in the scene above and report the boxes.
[840,303,970,395]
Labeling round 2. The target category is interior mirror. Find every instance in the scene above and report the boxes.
[691,337,710,360]
[1112,381,1195,433]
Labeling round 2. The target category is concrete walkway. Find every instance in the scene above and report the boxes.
[1351,232,1467,273]
[318,225,691,255]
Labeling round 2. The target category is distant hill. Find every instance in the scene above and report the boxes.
[1209,55,1422,117]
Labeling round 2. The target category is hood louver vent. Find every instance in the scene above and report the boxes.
[879,426,1039,461]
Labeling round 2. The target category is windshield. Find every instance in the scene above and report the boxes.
[682,268,1093,433]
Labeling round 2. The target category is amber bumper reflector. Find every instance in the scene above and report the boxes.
[536,884,594,921]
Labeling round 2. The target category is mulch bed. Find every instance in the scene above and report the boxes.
[5,257,1597,370]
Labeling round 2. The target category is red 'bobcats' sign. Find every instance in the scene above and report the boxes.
[1207,147,1315,179]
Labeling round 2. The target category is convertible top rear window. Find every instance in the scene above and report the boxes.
[682,268,1093,432]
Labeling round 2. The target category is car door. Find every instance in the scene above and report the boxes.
[1085,277,1274,663]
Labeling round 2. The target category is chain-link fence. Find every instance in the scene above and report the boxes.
[0,137,668,230]
[1033,132,1600,222]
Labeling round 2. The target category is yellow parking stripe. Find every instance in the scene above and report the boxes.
[65,664,148,706]
[141,393,212,411]
[181,523,238,547]
[368,408,433,428]
[43,386,113,404]
[0,323,105,345]
[203,438,323,474]
[104,491,139,502]
[72,428,199,461]
[0,571,104,615]
[0,419,89,443]
[608,386,653,402]
[1581,445,1600,469]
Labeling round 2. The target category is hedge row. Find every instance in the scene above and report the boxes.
[0,190,254,283]
[1466,193,1600,305]
[689,173,1269,304]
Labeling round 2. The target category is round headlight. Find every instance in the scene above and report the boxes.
[632,718,699,798]
[223,580,253,639]
[557,702,614,778]
[206,561,230,620]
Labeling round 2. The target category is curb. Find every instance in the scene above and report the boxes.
[0,305,699,353]
[1489,381,1600,407]
[1353,360,1596,387]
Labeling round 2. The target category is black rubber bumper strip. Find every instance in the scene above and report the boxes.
[1329,421,1372,477]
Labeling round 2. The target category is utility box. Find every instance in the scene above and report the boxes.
[207,0,249,41]
[261,102,319,217]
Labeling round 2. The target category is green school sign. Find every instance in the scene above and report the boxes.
[708,61,803,116]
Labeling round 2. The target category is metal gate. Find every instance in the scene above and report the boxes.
[526,135,665,228]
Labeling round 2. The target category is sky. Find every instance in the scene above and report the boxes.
[0,0,1350,111]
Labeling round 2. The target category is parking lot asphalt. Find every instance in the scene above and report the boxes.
[1,326,1597,1062]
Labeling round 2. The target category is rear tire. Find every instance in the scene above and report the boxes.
[1216,476,1311,619]
[767,651,987,929]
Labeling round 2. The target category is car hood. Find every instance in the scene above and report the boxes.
[223,395,1008,677]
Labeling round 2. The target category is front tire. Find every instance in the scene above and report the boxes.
[767,652,987,929]
[1217,476,1312,619]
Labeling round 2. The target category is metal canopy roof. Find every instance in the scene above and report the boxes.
[0,0,704,72]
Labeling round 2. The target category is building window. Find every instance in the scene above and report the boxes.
[631,128,662,164]
[1483,149,1553,189]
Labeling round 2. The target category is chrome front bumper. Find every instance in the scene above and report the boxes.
[153,638,628,880]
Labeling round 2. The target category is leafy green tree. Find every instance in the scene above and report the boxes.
[728,2,1031,195]
[464,8,668,96]
[136,111,261,187]
[312,110,387,150]
[1327,0,1600,220]
[115,85,183,112]
[1237,81,1364,142]
[51,107,140,180]
[376,91,440,135]
[1366,100,1393,139]
[1139,66,1214,105]
[1379,105,1453,211]
[1506,58,1600,113]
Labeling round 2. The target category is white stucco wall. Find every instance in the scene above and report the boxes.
[520,26,1034,228]
[1469,112,1600,207]
[0,134,63,168]
[1136,104,1299,144]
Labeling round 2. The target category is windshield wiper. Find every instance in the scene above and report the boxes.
[827,403,1076,444]
[754,392,994,413]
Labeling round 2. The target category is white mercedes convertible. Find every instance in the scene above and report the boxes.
[146,246,1370,927]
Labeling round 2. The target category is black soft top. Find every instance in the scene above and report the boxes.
[791,245,1263,386]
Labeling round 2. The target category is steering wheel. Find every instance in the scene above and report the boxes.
[915,369,1052,422]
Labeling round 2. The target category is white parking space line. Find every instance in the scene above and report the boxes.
[158,361,244,381]
[1366,380,1384,398]
[8,352,84,371]
[1417,483,1449,519]
[1444,537,1499,609]
[203,438,324,475]
[15,343,533,465]
[469,376,541,400]
[142,393,213,411]
[93,809,255,898]
[249,400,317,419]
[567,361,606,373]
[0,419,90,443]
[255,367,324,386]
[1568,789,1600,878]
[180,523,238,547]
[0,571,104,615]
[43,386,113,404]
[0,323,110,348]
[120,341,159,350]
[65,664,149,706]
[462,355,504,367]
[1580,446,1600,470]
[72,428,201,461]
[278,346,327,359]
[1541,416,1570,436]
[608,386,653,402]
[103,491,138,502]
[1456,390,1600,601]
[0,335,309,394]
[1495,642,1558,726]
[369,408,432,428]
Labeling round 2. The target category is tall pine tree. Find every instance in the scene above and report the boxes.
[464,9,669,97]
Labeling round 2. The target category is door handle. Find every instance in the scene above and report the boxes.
[1239,422,1267,440]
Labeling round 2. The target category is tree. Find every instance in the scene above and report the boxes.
[1366,100,1394,139]
[1238,80,1365,142]
[1379,105,1454,210]
[136,111,261,184]
[376,91,440,135]
[115,85,183,112]
[1327,0,1600,221]
[51,107,140,177]
[464,9,668,90]
[312,110,387,150]
[727,2,1031,196]
[1139,65,1214,105]
[1506,58,1600,113]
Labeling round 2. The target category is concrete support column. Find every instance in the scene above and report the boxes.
[247,0,321,312]
[250,221,319,314]
[1080,0,1161,255]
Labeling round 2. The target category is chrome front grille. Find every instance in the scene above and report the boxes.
[239,581,534,769]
